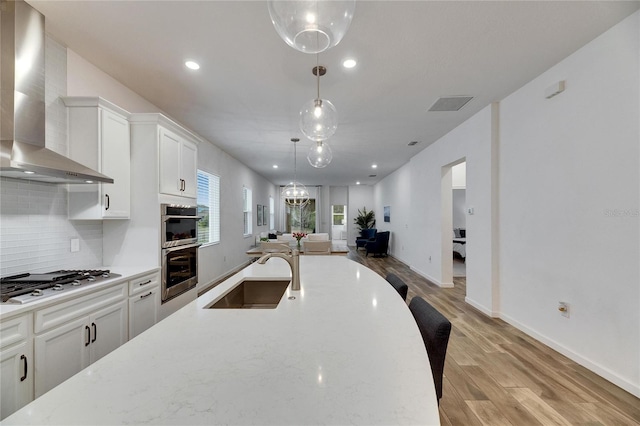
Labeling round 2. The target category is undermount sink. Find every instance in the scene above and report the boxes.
[206,279,291,309]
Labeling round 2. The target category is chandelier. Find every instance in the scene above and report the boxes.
[282,138,310,207]
[267,0,356,54]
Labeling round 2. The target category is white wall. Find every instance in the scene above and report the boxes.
[374,11,640,397]
[406,104,497,301]
[452,189,466,229]
[373,164,412,263]
[197,142,278,288]
[498,11,639,396]
[347,185,374,246]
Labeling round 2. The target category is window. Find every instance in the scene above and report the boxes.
[269,196,275,230]
[285,199,316,234]
[197,170,220,244]
[332,205,345,225]
[243,186,252,236]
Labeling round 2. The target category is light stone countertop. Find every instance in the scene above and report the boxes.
[3,256,440,425]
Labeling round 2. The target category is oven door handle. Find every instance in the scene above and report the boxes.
[163,243,202,253]
[162,215,202,221]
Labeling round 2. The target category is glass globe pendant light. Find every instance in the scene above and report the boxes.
[267,0,356,54]
[282,138,310,207]
[307,140,332,168]
[299,63,337,141]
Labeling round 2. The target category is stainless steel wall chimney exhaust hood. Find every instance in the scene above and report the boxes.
[0,0,113,184]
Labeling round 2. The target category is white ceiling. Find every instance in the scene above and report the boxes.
[28,0,640,187]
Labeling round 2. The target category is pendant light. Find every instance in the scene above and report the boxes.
[282,138,310,207]
[299,61,337,141]
[307,140,332,168]
[267,0,356,54]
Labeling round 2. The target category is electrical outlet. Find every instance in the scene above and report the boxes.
[558,302,570,318]
[70,238,80,253]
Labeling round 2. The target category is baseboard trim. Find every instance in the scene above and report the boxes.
[410,266,454,288]
[500,312,640,398]
[464,296,498,317]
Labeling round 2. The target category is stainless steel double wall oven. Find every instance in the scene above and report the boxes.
[161,204,201,303]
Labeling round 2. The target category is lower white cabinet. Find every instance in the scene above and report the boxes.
[128,272,160,339]
[0,315,33,420]
[33,286,128,398]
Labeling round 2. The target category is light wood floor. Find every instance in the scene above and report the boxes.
[346,248,640,426]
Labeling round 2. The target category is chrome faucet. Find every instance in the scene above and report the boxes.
[256,249,301,291]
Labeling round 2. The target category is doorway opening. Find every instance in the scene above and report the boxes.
[331,205,347,242]
[441,158,466,289]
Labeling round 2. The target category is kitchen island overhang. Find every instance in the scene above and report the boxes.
[3,256,440,425]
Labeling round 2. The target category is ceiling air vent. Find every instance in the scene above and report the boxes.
[408,141,419,146]
[428,96,473,112]
[369,174,377,178]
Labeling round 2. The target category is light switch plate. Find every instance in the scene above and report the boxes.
[70,238,80,252]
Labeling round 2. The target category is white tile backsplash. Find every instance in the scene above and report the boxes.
[0,36,104,277]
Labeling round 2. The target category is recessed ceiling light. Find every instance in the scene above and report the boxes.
[85,180,93,183]
[371,164,377,169]
[23,170,35,174]
[185,61,200,70]
[273,165,278,169]
[342,58,357,69]
[356,181,360,185]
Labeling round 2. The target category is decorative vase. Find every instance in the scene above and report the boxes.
[296,240,301,250]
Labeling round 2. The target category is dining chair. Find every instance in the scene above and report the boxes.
[260,241,291,254]
[385,273,408,301]
[408,296,452,405]
[303,240,331,255]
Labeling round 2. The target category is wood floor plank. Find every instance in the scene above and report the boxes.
[344,248,640,426]
[466,400,515,426]
[509,388,573,426]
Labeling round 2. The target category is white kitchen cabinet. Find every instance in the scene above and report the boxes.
[0,315,33,420]
[129,113,200,203]
[33,284,128,397]
[64,97,131,219]
[159,127,197,198]
[128,272,160,339]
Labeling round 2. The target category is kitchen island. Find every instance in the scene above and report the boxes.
[3,256,439,425]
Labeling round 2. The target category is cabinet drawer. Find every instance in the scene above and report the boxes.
[128,272,160,296]
[0,315,31,350]
[34,283,127,334]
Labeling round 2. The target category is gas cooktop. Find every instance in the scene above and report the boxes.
[1,270,121,304]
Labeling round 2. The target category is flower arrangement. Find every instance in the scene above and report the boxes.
[292,232,307,248]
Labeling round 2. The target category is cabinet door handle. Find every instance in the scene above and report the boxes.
[91,322,97,343]
[180,179,185,191]
[85,325,91,346]
[105,194,110,210]
[138,279,152,287]
[140,291,153,299]
[20,354,28,381]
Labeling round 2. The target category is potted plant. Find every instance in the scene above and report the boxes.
[354,207,376,231]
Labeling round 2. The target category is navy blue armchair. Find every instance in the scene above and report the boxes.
[355,228,376,249]
[365,231,389,257]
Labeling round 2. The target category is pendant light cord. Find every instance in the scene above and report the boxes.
[316,54,320,100]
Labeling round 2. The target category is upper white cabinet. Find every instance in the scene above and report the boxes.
[129,113,200,201]
[63,97,131,219]
[159,127,197,198]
